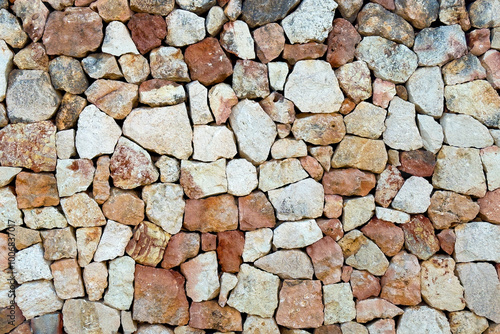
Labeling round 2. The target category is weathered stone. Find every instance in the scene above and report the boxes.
[127,13,166,55]
[398,150,436,178]
[292,114,346,147]
[239,191,276,231]
[16,281,63,320]
[258,159,307,192]
[0,167,20,187]
[150,47,190,82]
[15,172,59,209]
[439,0,470,30]
[184,194,238,232]
[372,78,396,109]
[428,190,479,229]
[51,258,85,299]
[126,222,170,266]
[130,0,174,15]
[282,42,327,65]
[455,222,500,262]
[260,92,295,125]
[79,231,104,281]
[350,269,381,300]
[335,61,371,104]
[267,61,289,91]
[393,0,438,29]
[326,18,361,68]
[380,251,421,306]
[252,23,285,63]
[391,176,433,214]
[155,156,180,183]
[180,159,226,199]
[93,155,111,205]
[22,206,67,230]
[139,79,185,107]
[467,29,490,57]
[405,67,444,118]
[374,166,404,208]
[40,227,77,261]
[62,299,120,334]
[241,228,272,263]
[323,168,375,197]
[401,214,440,260]
[76,227,101,267]
[0,41,12,104]
[94,0,131,22]
[356,298,403,323]
[102,189,144,226]
[161,232,200,269]
[42,8,103,57]
[384,97,423,151]
[271,139,306,160]
[254,250,313,279]
[414,24,467,67]
[139,184,183,235]
[206,5,227,36]
[449,311,489,334]
[0,9,27,48]
[81,53,122,80]
[55,129,76,160]
[469,0,500,28]
[55,93,86,131]
[85,79,138,120]
[11,226,39,251]
[193,125,236,162]
[189,301,242,332]
[217,230,244,273]
[362,218,404,257]
[331,135,388,174]
[397,306,451,334]
[185,81,212,125]
[13,243,52,284]
[442,113,493,148]
[219,21,255,60]
[437,229,456,255]
[445,56,488,91]
[207,83,237,125]
[416,115,443,155]
[232,60,269,99]
[343,102,386,140]
[323,283,355,325]
[11,0,48,42]
[299,156,323,181]
[165,10,205,47]
[54,159,94,198]
[323,196,343,220]
[49,56,88,96]
[478,189,500,223]
[306,236,343,284]
[102,256,135,311]
[181,252,219,302]
[240,0,299,27]
[375,207,410,225]
[93,220,133,262]
[482,49,500,90]
[342,196,375,231]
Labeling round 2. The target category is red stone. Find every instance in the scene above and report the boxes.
[381,251,421,306]
[217,230,245,273]
[361,218,404,257]
[282,43,328,65]
[317,218,344,241]
[368,319,396,334]
[478,189,500,224]
[322,168,376,196]
[252,23,285,64]
[437,229,456,255]
[482,50,500,89]
[350,269,381,300]
[299,156,323,181]
[398,150,436,177]
[201,233,217,252]
[161,232,200,269]
[341,265,353,282]
[184,38,233,86]
[326,18,361,68]
[371,0,395,10]
[133,265,189,325]
[189,301,242,332]
[375,165,405,208]
[306,236,343,284]
[15,172,59,209]
[128,13,166,54]
[467,28,490,56]
[184,194,239,233]
[238,191,276,231]
[401,215,440,261]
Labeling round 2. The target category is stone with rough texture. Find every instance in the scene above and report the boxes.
[428,190,480,229]
[15,172,59,209]
[49,56,88,95]
[16,280,63,320]
[437,229,456,255]
[239,191,276,231]
[376,207,410,225]
[414,25,467,66]
[398,150,436,177]
[161,232,200,269]
[188,301,242,332]
[285,60,344,113]
[180,159,227,199]
[85,79,138,120]
[55,93,86,131]
[360,6,413,48]
[292,114,346,146]
[82,53,123,80]
[242,228,273,262]
[0,9,28,48]
[344,102,386,139]
[323,283,355,325]
[166,10,205,47]
[180,251,220,302]
[392,176,432,214]
[417,114,444,154]
[397,306,451,334]
[93,220,133,262]
[130,0,174,15]
[402,215,440,260]
[468,29,491,56]
[482,50,500,89]
[271,139,306,159]
[128,13,166,55]
[481,146,500,191]
[240,0,300,27]
[150,47,190,82]
[361,218,404,257]
[209,83,238,125]
[374,166,404,208]
[56,159,94,198]
[93,155,111,205]
[258,158,308,192]
[306,236,343,284]
[101,21,138,57]
[186,81,212,125]
[12,0,48,42]
[439,0,470,30]
[372,78,396,109]
[13,243,52,284]
[384,97,423,151]
[253,23,285,63]
[260,92,295,125]
[335,61,371,104]
[350,270,381,300]
[126,222,170,266]
[83,261,107,301]
[442,54,486,85]
[0,42,13,101]
[469,0,500,28]
[51,258,85,299]
[327,18,361,68]
[206,6,228,36]
[455,222,500,262]
[193,125,237,162]
[220,21,255,59]
[242,316,279,334]
[331,135,388,174]
[217,230,245,273]
[232,60,269,99]
[441,113,493,148]
[0,167,21,187]
[380,251,421,306]
[62,299,120,334]
[23,206,67,230]
[342,196,375,231]
[406,67,444,117]
[449,311,489,334]
[254,250,313,279]
[142,183,184,234]
[40,227,77,260]
[184,194,238,232]
[102,189,144,226]
[56,129,76,160]
[61,193,106,228]
[323,168,376,197]
[355,298,403,323]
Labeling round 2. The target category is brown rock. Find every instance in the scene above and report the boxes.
[13,42,49,71]
[130,0,174,15]
[361,218,404,257]
[331,135,388,174]
[395,85,408,100]
[232,59,270,99]
[437,229,456,255]
[50,258,85,299]
[381,251,421,306]
[372,0,395,10]
[283,43,328,65]
[317,218,344,241]
[184,195,238,233]
[85,79,138,120]
[0,305,25,333]
[314,325,342,334]
[11,322,33,334]
[0,234,8,269]
[299,156,323,181]
[324,195,343,219]
[428,190,480,229]
[93,155,111,205]
[292,114,346,146]
[201,233,217,252]
[350,269,381,300]
[322,168,376,197]
[15,172,59,209]
[401,215,440,260]
[61,192,106,228]
[12,0,49,43]
[356,298,403,323]
[238,191,276,231]
[133,265,189,325]
[339,98,357,115]
[217,231,244,273]
[276,280,324,329]
[55,93,87,131]
[42,8,103,57]
[40,227,77,261]
[0,121,57,173]
[467,29,490,56]
[126,221,170,267]
[139,79,185,107]
[49,56,89,95]
[375,165,405,208]
[326,18,361,68]
[94,0,132,22]
[102,188,144,226]
[161,232,200,269]
[478,189,500,224]
[398,150,436,177]
[189,301,242,332]
[30,313,63,334]
[253,23,285,63]
[128,13,166,54]
[184,38,233,86]
[342,266,353,283]
[306,236,344,284]
[259,92,295,125]
[13,226,41,251]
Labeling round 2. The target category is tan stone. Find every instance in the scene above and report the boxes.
[15,172,59,209]
[12,226,41,251]
[375,165,405,208]
[189,301,242,332]
[40,227,77,261]
[102,188,144,226]
[85,79,138,120]
[83,262,108,301]
[331,135,388,174]
[323,168,376,197]
[292,114,346,145]
[76,227,102,267]
[61,192,106,228]
[428,190,480,229]
[50,258,85,299]
[356,298,403,323]
[381,251,421,306]
[62,299,120,334]
[184,195,238,233]
[126,221,170,266]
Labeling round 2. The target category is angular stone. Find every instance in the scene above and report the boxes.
[130,0,174,15]
[232,60,269,99]
[467,28,490,56]
[323,283,355,325]
[455,222,500,262]
[165,10,205,47]
[375,207,410,225]
[0,167,21,187]
[372,78,396,109]
[93,155,111,205]
[442,113,493,148]
[101,256,135,310]
[81,53,122,80]
[207,83,237,125]
[469,0,500,28]
[242,316,279,334]
[51,258,85,299]
[335,61,371,104]
[356,298,403,323]
[55,129,76,160]
[227,264,280,318]
[398,150,436,178]
[449,311,489,334]
[292,114,346,147]
[189,301,242,332]
[405,67,444,118]
[439,0,470,30]
[360,218,404,257]
[155,156,180,183]
[414,25,467,67]
[380,251,421,306]
[42,8,103,57]
[355,36,417,83]
[326,18,360,68]
[323,168,376,197]
[15,172,59,209]
[482,50,500,89]
[0,42,12,101]
[397,306,451,334]
[428,190,479,230]
[268,61,289,91]
[384,97,423,151]
[391,176,432,214]
[29,313,63,334]
[192,125,236,162]
[252,23,285,63]
[93,220,133,262]
[55,93,86,131]
[239,191,276,231]
[49,56,88,95]
[139,79,185,107]
[374,166,404,208]
[127,13,166,55]
[94,0,131,22]
[85,79,138,120]
[341,322,368,334]
[0,9,27,48]
[12,226,40,251]
[254,250,313,279]
[141,184,184,235]
[126,222,170,266]
[184,194,237,232]
[306,236,343,284]
[11,0,48,42]
[271,140,306,161]
[350,269,381,300]
[15,281,63,320]
[441,54,486,86]
[215,230,243,273]
[402,215,439,260]
[185,81,212,125]
[437,229,456,255]
[13,243,52,284]
[242,228,273,262]
[268,179,324,220]
[102,189,144,226]
[393,0,438,29]
[219,21,255,60]
[181,252,219,302]
[342,195,375,232]
[76,227,101,267]
[101,21,138,57]
[40,227,77,261]
[55,159,94,198]
[258,159,307,192]
[180,159,226,199]
[260,92,295,125]
[478,189,500,223]
[332,135,388,174]
[150,47,190,82]
[62,299,120,334]
[276,280,323,328]
[343,102,386,139]
[161,232,199,270]
[240,0,299,27]
[23,206,67,230]
[285,60,343,113]
[323,196,343,220]
[282,42,327,65]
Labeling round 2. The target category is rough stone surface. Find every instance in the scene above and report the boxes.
[323,283,356,325]
[150,46,190,82]
[331,135,388,174]
[16,280,63,320]
[184,194,238,232]
[428,190,479,229]
[239,191,276,231]
[292,114,346,146]
[454,222,500,262]
[142,183,185,234]
[380,251,421,306]
[478,189,500,224]
[397,306,451,334]
[15,172,59,209]
[232,60,269,99]
[76,226,101,265]
[342,195,375,231]
[193,125,237,162]
[85,79,138,120]
[254,250,314,279]
[361,218,404,257]
[188,301,242,332]
[51,258,85,299]
[126,221,170,266]
[62,299,120,334]
[441,113,493,148]
[414,25,467,67]
[181,251,220,302]
[217,230,245,273]
[93,220,133,262]
[161,232,200,269]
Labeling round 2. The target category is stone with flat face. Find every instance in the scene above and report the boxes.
[241,0,300,27]
[183,194,238,233]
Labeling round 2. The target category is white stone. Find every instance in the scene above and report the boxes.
[441,113,494,148]
[165,10,205,47]
[180,159,227,199]
[285,60,344,113]
[270,139,307,159]
[62,299,121,334]
[344,102,386,139]
[397,306,451,334]
[375,207,411,224]
[219,272,238,307]
[142,183,185,234]
[392,176,433,214]
[493,27,500,50]
[83,261,108,301]
[176,0,215,14]
[454,221,500,262]
[384,97,423,151]
[155,156,180,183]
[139,82,185,107]
[242,228,273,262]
[104,256,135,310]
[244,316,280,334]
[342,195,375,232]
[229,99,277,164]
[206,6,228,36]
[406,67,444,117]
[227,264,280,318]
[417,114,444,154]
[193,125,237,162]
[0,166,21,187]
[16,280,63,320]
[226,158,258,196]
[61,192,106,228]
[480,146,500,191]
[186,81,213,125]
[273,219,323,249]
[149,47,190,82]
[119,54,149,84]
[56,129,76,159]
[258,158,308,192]
[323,283,356,324]
[23,206,68,229]
[77,228,102,268]
[224,0,242,20]
[123,104,193,159]
[254,250,314,279]
[414,25,467,67]
[101,21,139,57]
[491,129,500,145]
[268,62,289,91]
[0,186,22,230]
[93,220,133,262]
[220,20,255,59]
[56,159,95,197]
[13,243,52,284]
[75,105,122,160]
[432,146,487,197]
[122,311,137,334]
[268,178,324,221]
[208,82,238,125]
[281,0,337,44]
[0,40,13,101]
[180,251,220,302]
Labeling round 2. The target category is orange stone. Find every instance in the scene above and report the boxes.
[201,233,217,252]
[381,251,421,306]
[323,168,376,196]
[437,229,456,255]
[184,194,238,233]
[401,215,440,260]
[350,269,381,300]
[217,230,244,273]
[283,43,327,65]
[324,195,343,219]
[188,301,242,332]
[93,155,111,204]
[161,232,200,269]
[299,156,323,181]
[126,221,170,266]
[361,218,404,257]
[316,218,344,241]
[102,189,144,226]
[428,190,480,229]
[15,172,59,209]
[238,191,276,231]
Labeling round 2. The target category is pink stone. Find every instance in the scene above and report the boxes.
[373,78,396,108]
[299,156,323,181]
[201,233,217,252]
[326,19,361,68]
[437,229,456,255]
[361,218,404,257]
[306,236,343,284]
[341,266,353,283]
[478,189,500,224]
[322,168,376,196]
[161,232,200,269]
[356,298,403,323]
[375,165,404,208]
[317,218,344,241]
[350,269,381,300]
[324,195,343,219]
[467,29,491,56]
[252,23,285,64]
[398,150,436,177]
[184,194,239,233]
[282,43,328,65]
[217,230,245,273]
[368,319,396,334]
[238,191,276,231]
[481,50,500,89]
